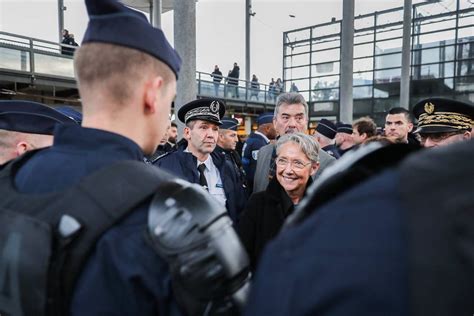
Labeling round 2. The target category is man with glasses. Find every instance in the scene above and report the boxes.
[412,97,473,148]
[253,92,335,193]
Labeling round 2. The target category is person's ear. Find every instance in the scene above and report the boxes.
[144,76,164,114]
[462,130,471,140]
[310,162,320,176]
[183,126,191,140]
[16,141,30,156]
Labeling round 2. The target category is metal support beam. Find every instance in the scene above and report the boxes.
[339,0,354,123]
[151,0,162,28]
[174,0,197,137]
[400,0,412,109]
[245,0,252,89]
[58,0,64,42]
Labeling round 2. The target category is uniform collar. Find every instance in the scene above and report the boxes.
[184,147,213,169]
[200,155,213,170]
[254,131,270,143]
[53,124,144,161]
[215,145,228,156]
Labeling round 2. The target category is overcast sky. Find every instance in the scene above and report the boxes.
[0,0,439,84]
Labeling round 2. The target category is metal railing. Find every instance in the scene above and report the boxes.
[0,31,76,80]
[0,31,279,106]
[196,71,282,105]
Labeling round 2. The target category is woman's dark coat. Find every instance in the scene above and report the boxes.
[238,176,312,271]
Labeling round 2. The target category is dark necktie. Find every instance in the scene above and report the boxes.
[198,163,209,190]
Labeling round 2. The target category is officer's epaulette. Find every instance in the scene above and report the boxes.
[150,151,171,164]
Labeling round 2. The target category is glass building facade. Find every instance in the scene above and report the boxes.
[283,0,474,124]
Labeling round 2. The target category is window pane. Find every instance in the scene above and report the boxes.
[455,76,474,92]
[354,43,374,58]
[375,38,402,53]
[312,48,340,64]
[291,53,310,67]
[375,53,401,69]
[312,75,339,89]
[420,47,441,64]
[354,99,373,113]
[311,101,338,113]
[354,57,374,72]
[353,86,373,99]
[312,88,339,101]
[457,60,474,77]
[457,41,474,60]
[374,68,401,83]
[312,62,340,76]
[354,71,373,85]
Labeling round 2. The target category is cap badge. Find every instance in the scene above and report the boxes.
[424,102,435,114]
[210,101,220,114]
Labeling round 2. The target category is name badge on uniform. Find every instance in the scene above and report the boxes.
[216,183,224,188]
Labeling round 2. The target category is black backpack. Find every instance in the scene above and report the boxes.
[0,151,170,316]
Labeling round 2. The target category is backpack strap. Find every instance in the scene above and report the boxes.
[0,152,176,315]
[40,160,173,315]
[399,140,474,316]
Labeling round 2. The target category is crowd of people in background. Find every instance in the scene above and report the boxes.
[1,0,473,315]
[211,64,289,101]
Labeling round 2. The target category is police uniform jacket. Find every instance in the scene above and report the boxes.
[253,143,336,193]
[242,132,269,192]
[13,124,182,316]
[322,144,341,159]
[337,145,353,157]
[214,145,248,198]
[238,176,313,271]
[155,148,247,223]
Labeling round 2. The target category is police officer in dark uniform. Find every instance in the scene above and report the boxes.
[154,99,247,224]
[56,105,83,124]
[0,100,77,164]
[10,0,183,314]
[412,97,473,148]
[335,123,354,156]
[215,116,249,197]
[242,112,276,193]
[244,138,474,316]
[312,118,340,159]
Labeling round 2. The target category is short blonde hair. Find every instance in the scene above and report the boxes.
[74,43,174,105]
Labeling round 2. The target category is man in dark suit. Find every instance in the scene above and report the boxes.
[242,112,276,193]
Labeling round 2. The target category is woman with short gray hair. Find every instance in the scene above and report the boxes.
[239,132,320,271]
[276,132,320,164]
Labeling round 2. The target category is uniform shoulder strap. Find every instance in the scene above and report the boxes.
[399,140,474,316]
[47,160,174,314]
